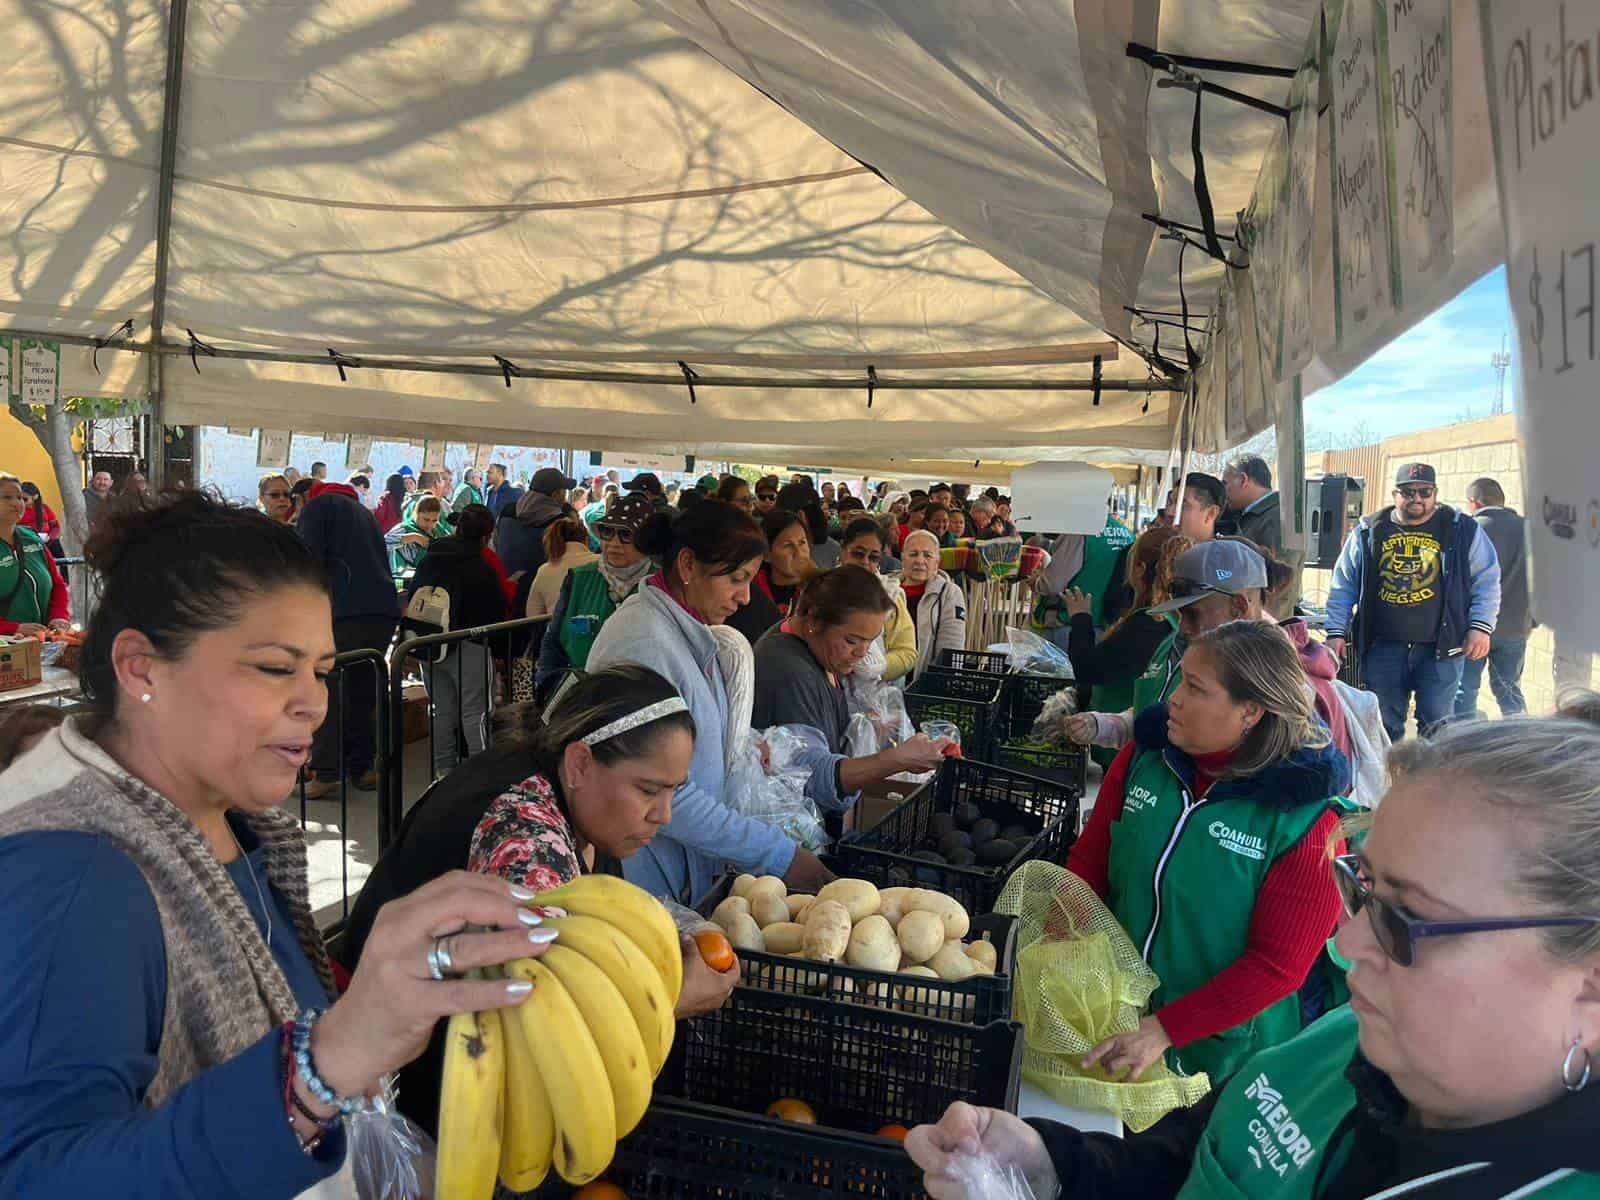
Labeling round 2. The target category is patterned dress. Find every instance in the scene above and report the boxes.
[466,772,584,905]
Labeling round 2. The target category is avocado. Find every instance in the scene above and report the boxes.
[912,849,945,865]
[938,830,974,855]
[945,847,977,867]
[1001,824,1032,843]
[969,818,1000,846]
[975,838,1018,865]
[929,812,957,838]
[953,801,982,829]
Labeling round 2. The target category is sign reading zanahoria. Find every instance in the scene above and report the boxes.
[1479,1,1600,651]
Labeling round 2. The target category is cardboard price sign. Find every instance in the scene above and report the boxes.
[1480,0,1600,650]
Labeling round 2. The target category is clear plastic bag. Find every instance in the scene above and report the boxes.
[1031,688,1078,743]
[944,1150,1041,1200]
[349,1074,431,1200]
[844,677,916,756]
[1006,627,1075,678]
[726,724,831,850]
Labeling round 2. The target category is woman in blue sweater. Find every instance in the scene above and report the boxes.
[0,491,552,1197]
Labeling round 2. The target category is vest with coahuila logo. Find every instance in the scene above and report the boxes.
[1107,733,1336,1083]
[1178,1005,1600,1199]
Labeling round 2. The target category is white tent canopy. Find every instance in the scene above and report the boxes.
[2,0,1501,475]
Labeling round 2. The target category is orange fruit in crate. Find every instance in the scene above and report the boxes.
[876,1123,910,1141]
[765,1097,818,1124]
[574,1181,628,1200]
[694,928,737,973]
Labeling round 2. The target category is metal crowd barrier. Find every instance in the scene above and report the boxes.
[293,647,390,928]
[381,617,544,850]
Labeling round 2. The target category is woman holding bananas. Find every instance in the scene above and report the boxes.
[0,491,554,1198]
[344,664,740,1136]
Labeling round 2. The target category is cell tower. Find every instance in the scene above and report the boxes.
[1491,331,1511,415]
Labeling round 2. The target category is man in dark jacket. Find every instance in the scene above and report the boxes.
[296,480,400,797]
[1454,477,1531,718]
[482,462,523,520]
[494,466,574,613]
[1325,463,1501,741]
[1222,454,1301,619]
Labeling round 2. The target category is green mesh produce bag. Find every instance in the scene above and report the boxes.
[995,861,1211,1132]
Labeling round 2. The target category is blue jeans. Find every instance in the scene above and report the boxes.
[1362,641,1465,742]
[1453,635,1529,719]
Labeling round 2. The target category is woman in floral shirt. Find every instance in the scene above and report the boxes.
[343,664,740,1136]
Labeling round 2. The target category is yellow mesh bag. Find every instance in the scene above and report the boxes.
[995,861,1212,1132]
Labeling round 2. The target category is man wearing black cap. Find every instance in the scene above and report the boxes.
[493,466,576,612]
[754,475,781,515]
[624,472,669,510]
[1326,462,1501,741]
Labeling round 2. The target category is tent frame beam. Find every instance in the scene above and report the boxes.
[146,0,190,487]
[39,329,1183,392]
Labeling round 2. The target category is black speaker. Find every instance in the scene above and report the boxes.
[1303,474,1366,569]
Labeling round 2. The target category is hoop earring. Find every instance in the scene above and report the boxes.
[1563,1039,1592,1093]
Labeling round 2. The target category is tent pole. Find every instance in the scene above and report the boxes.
[146,0,191,488]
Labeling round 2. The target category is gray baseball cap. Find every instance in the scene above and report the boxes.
[1148,538,1269,614]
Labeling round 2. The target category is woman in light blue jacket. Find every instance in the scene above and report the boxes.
[587,502,835,905]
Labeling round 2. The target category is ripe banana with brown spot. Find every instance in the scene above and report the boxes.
[539,942,653,1136]
[435,1007,505,1200]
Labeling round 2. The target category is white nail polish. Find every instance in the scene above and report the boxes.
[508,885,536,901]
[527,928,559,945]
[505,979,533,997]
[517,909,543,926]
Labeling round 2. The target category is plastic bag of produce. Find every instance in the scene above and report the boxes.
[349,1074,431,1200]
[1005,627,1074,678]
[944,1149,1041,1200]
[994,862,1211,1132]
[725,724,831,849]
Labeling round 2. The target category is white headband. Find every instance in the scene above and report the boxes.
[579,697,690,747]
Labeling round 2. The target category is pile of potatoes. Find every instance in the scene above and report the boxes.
[711,874,998,983]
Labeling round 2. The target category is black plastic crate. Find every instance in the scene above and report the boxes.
[659,984,1020,1136]
[698,875,1017,1024]
[904,669,1003,757]
[836,757,1080,913]
[936,648,1010,676]
[993,673,1088,792]
[593,1098,927,1200]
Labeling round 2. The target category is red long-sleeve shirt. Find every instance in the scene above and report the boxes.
[481,546,518,610]
[0,537,70,634]
[1066,743,1342,1050]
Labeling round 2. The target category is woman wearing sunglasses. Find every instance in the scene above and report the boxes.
[909,703,1600,1197]
[534,492,654,691]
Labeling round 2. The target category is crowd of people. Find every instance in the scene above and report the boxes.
[0,442,1589,1197]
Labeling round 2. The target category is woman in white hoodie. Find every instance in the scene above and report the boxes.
[900,529,967,680]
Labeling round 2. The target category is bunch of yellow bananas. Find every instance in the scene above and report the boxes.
[435,874,685,1198]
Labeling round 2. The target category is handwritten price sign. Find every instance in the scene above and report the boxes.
[1330,0,1397,348]
[1381,0,1454,303]
[1481,0,1600,649]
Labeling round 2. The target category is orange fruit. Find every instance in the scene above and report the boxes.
[694,928,737,973]
[876,1123,910,1142]
[574,1181,628,1200]
[765,1097,818,1124]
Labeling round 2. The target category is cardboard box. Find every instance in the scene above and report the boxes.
[0,637,43,693]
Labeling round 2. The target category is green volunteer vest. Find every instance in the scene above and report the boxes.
[402,496,455,537]
[1107,746,1332,1082]
[1032,515,1135,630]
[556,562,618,670]
[0,526,55,627]
[1130,621,1181,715]
[1178,1006,1600,1199]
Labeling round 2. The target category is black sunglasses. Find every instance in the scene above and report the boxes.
[1395,486,1436,499]
[597,525,635,545]
[1333,855,1600,967]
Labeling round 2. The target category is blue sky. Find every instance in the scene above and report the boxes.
[1304,266,1513,443]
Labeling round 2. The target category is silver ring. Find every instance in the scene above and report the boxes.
[427,935,458,981]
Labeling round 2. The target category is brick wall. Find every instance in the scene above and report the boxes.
[1304,414,1598,716]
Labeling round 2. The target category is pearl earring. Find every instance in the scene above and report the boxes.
[140,693,152,704]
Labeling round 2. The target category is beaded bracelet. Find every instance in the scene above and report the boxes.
[292,1008,368,1117]
[279,1022,327,1156]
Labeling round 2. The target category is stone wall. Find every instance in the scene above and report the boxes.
[1304,414,1597,717]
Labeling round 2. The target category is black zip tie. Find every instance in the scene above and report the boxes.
[866,365,879,409]
[1178,240,1202,372]
[1091,354,1103,407]
[1186,88,1233,265]
[327,348,361,382]
[185,328,217,374]
[1124,305,1210,334]
[493,355,520,388]
[92,318,135,374]
[677,361,698,405]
